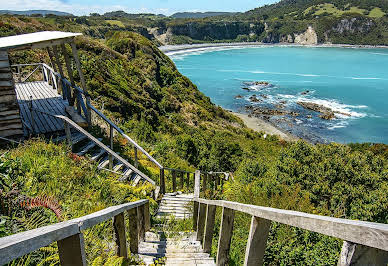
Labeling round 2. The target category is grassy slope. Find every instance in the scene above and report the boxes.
[1,15,388,265]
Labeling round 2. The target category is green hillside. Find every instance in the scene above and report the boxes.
[1,15,388,265]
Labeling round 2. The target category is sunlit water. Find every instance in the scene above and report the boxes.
[169,46,388,144]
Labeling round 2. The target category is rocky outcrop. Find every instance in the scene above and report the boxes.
[246,106,299,117]
[294,26,318,45]
[297,101,351,120]
[332,17,374,34]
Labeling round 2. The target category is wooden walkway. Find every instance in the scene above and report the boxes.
[15,81,68,136]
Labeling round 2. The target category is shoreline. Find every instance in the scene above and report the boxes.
[232,112,300,142]
[160,42,388,54]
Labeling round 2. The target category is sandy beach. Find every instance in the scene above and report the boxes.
[233,112,299,142]
[160,42,388,55]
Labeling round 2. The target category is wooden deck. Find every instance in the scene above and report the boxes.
[15,81,68,136]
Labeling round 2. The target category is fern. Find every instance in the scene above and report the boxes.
[20,195,62,220]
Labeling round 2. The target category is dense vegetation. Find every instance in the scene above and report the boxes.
[1,13,388,265]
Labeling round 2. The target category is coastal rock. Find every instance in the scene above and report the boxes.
[249,95,261,102]
[297,101,350,120]
[260,94,268,99]
[301,90,310,95]
[243,81,274,89]
[294,26,318,45]
[235,95,243,99]
[246,106,299,117]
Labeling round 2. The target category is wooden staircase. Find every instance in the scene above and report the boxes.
[156,193,194,219]
[139,231,216,265]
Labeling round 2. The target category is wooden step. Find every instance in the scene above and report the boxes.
[98,157,110,169]
[113,163,124,172]
[77,139,101,156]
[91,149,106,161]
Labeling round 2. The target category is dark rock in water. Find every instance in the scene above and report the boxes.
[242,87,250,91]
[280,100,287,104]
[301,90,310,95]
[249,95,261,102]
[235,95,243,99]
[319,112,336,120]
[260,94,268,99]
[297,101,350,120]
[243,81,274,90]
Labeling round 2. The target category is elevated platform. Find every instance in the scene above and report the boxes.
[15,81,68,136]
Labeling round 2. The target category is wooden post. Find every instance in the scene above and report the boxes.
[52,45,67,100]
[144,201,151,232]
[134,147,138,168]
[70,41,91,125]
[61,44,75,106]
[172,170,177,192]
[137,205,145,242]
[193,201,199,231]
[160,168,165,194]
[194,170,201,198]
[127,207,139,254]
[186,172,190,188]
[64,121,72,148]
[337,241,388,266]
[216,207,235,266]
[46,48,58,72]
[203,204,216,253]
[109,124,113,170]
[113,213,128,258]
[57,233,86,266]
[196,203,206,241]
[180,172,184,190]
[203,173,207,193]
[244,216,271,266]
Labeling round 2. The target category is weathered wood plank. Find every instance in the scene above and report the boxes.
[0,72,12,79]
[0,80,13,87]
[193,201,199,231]
[0,109,19,117]
[180,172,184,189]
[196,203,206,241]
[57,233,86,266]
[244,216,271,266]
[0,60,9,68]
[160,168,165,195]
[203,204,216,253]
[216,207,235,266]
[0,90,16,96]
[0,221,79,265]
[186,172,190,188]
[113,213,128,258]
[338,241,388,266]
[0,128,24,137]
[0,50,8,60]
[196,198,388,252]
[172,170,177,192]
[203,173,207,192]
[194,170,201,198]
[137,205,146,241]
[0,123,23,130]
[0,94,17,103]
[128,207,139,254]
[144,201,151,232]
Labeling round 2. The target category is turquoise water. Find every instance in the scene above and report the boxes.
[169,46,388,144]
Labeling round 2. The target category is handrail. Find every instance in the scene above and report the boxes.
[88,104,163,169]
[164,167,194,174]
[0,199,148,265]
[32,107,156,186]
[194,198,388,252]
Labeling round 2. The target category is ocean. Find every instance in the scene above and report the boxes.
[168,46,388,144]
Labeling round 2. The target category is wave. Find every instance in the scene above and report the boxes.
[350,77,383,80]
[327,120,349,130]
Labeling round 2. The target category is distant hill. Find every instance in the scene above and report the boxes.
[170,12,238,19]
[0,10,73,16]
[103,10,166,18]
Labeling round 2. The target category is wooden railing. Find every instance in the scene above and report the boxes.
[32,107,156,187]
[0,199,150,266]
[191,170,388,266]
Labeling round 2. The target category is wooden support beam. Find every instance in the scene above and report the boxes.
[216,207,235,266]
[193,201,199,231]
[134,147,138,168]
[203,173,207,192]
[194,170,200,198]
[113,213,127,258]
[196,203,207,242]
[172,170,177,192]
[61,44,75,106]
[338,241,388,266]
[160,168,165,194]
[144,201,151,232]
[70,41,91,124]
[57,233,86,266]
[52,45,67,100]
[137,205,145,242]
[244,216,271,266]
[186,172,190,188]
[46,47,57,72]
[180,172,184,190]
[127,208,139,254]
[203,204,216,253]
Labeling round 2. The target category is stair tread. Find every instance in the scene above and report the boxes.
[91,149,106,161]
[77,139,101,156]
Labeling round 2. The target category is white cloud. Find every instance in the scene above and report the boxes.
[0,0,173,16]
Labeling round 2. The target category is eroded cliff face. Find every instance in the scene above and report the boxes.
[331,17,374,34]
[294,26,318,45]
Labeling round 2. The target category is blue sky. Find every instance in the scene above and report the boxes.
[2,0,279,16]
